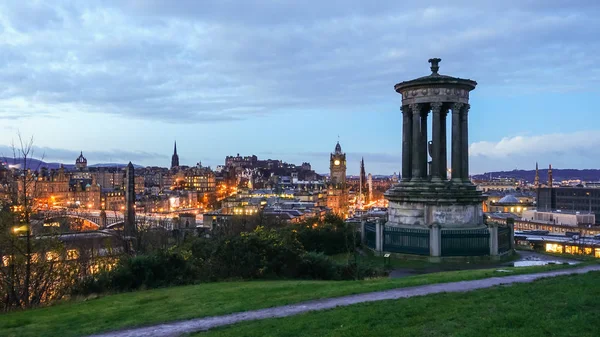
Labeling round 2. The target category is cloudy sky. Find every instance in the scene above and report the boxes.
[0,1,599,175]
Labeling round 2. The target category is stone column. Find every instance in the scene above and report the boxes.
[420,108,429,179]
[489,222,499,259]
[375,219,383,253]
[99,210,107,229]
[430,102,443,182]
[360,220,366,245]
[451,103,463,183]
[507,217,515,251]
[401,105,412,182]
[429,223,441,261]
[410,104,422,181]
[461,104,471,183]
[440,107,448,179]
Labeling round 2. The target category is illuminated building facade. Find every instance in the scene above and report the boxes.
[184,164,216,193]
[538,187,600,224]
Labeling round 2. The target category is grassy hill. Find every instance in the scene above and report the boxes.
[0,264,578,337]
[199,271,600,337]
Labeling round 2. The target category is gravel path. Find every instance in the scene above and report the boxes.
[89,265,600,337]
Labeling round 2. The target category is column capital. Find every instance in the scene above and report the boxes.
[462,103,470,117]
[431,102,443,114]
[400,105,410,114]
[409,103,422,115]
[452,102,464,113]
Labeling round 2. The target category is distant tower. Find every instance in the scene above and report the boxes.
[360,157,367,193]
[171,141,180,169]
[327,141,348,217]
[548,164,553,187]
[533,162,540,187]
[124,162,137,244]
[368,173,373,203]
[330,142,346,187]
[75,152,87,170]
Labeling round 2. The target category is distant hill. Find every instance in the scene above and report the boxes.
[0,157,143,170]
[89,163,144,169]
[472,169,600,183]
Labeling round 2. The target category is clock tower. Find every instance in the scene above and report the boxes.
[330,141,346,187]
[327,141,348,217]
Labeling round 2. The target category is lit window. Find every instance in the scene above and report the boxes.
[46,252,60,262]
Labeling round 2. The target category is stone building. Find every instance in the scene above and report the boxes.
[485,194,534,217]
[326,141,348,217]
[184,164,216,193]
[538,187,600,224]
[75,152,87,170]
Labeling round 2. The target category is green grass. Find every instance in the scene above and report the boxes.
[0,263,584,337]
[198,271,600,337]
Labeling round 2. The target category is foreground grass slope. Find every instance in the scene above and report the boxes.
[0,263,582,337]
[200,271,600,337]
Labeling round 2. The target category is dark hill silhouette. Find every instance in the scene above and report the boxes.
[472,169,600,183]
[0,157,143,170]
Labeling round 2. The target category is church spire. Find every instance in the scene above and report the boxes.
[171,140,180,169]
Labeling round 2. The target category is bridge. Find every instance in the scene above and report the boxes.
[39,210,176,231]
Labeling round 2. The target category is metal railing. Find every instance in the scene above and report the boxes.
[383,226,429,255]
[442,228,489,256]
[498,226,512,253]
[364,222,376,249]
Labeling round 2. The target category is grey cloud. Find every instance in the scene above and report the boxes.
[0,1,598,123]
[469,131,600,173]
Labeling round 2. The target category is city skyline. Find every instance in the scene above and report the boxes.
[1,1,599,174]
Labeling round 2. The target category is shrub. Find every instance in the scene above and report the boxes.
[338,262,387,280]
[205,226,305,279]
[293,222,356,255]
[73,251,196,295]
[72,223,381,297]
[296,252,341,280]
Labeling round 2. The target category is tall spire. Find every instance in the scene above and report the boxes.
[171,140,180,169]
[334,141,342,154]
[548,164,553,187]
[360,157,367,198]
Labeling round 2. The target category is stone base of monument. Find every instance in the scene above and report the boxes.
[372,181,513,261]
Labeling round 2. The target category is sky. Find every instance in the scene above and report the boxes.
[0,0,599,175]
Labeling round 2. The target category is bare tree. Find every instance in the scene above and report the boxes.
[0,133,80,311]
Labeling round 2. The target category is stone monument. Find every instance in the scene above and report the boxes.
[384,58,488,258]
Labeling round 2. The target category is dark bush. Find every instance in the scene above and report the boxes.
[338,262,386,280]
[296,252,341,280]
[202,226,305,279]
[293,222,356,255]
[73,251,196,295]
[72,222,383,297]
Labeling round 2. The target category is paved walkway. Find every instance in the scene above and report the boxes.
[89,265,600,337]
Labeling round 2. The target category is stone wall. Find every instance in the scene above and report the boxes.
[388,201,484,228]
